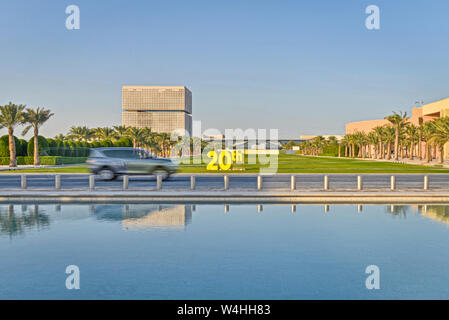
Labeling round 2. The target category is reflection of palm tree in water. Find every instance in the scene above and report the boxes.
[386,205,410,218]
[0,204,50,239]
[420,205,449,226]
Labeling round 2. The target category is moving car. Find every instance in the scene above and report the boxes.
[86,147,177,180]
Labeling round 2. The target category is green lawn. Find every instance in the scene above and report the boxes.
[4,154,449,174]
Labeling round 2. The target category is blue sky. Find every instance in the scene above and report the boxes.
[1,0,449,138]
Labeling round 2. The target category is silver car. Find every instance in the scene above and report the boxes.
[86,147,178,180]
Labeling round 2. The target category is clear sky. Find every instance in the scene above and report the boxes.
[1,0,449,139]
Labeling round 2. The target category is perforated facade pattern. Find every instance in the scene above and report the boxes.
[122,86,192,136]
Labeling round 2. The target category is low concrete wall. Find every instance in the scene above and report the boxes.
[2,190,449,204]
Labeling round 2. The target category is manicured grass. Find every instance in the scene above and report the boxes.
[178,154,449,173]
[0,165,90,173]
[2,154,449,174]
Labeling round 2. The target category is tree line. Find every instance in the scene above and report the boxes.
[299,111,449,164]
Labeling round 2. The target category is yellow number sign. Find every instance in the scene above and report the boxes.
[207,150,241,171]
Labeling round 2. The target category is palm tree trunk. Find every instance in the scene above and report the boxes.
[8,127,16,167]
[378,138,382,159]
[34,128,40,166]
[439,144,444,164]
[394,128,399,160]
[338,143,341,157]
[418,134,422,160]
[409,140,414,160]
[425,143,430,163]
[387,142,391,160]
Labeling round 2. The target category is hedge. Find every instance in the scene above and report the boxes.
[0,135,20,157]
[319,145,345,157]
[27,136,49,156]
[0,156,87,166]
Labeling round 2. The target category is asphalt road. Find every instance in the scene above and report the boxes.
[1,174,449,191]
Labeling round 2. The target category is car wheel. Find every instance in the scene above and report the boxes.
[153,169,169,181]
[98,168,115,181]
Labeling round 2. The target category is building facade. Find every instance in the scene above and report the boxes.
[345,97,449,157]
[122,85,192,136]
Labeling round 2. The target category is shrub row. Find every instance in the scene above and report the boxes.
[0,156,87,166]
[0,135,133,158]
[319,145,345,157]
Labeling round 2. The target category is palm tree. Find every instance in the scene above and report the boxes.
[126,127,146,149]
[428,117,449,164]
[347,134,357,157]
[54,134,65,141]
[367,132,378,159]
[383,126,396,160]
[373,126,384,159]
[342,135,350,157]
[113,125,128,138]
[353,132,366,158]
[422,122,435,163]
[67,126,94,142]
[311,136,326,156]
[94,127,118,141]
[327,136,338,145]
[418,117,424,160]
[405,124,418,160]
[0,102,26,167]
[22,107,54,166]
[385,111,409,160]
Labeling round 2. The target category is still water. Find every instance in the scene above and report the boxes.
[1,203,449,299]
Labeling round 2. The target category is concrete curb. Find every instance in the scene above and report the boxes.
[2,190,449,203]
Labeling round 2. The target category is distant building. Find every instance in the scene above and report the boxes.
[122,85,192,136]
[345,97,449,157]
[300,135,344,142]
[345,98,449,134]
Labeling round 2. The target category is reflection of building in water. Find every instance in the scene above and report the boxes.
[93,204,192,230]
[122,205,192,230]
[420,205,449,226]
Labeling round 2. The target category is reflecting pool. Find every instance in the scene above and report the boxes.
[1,203,449,299]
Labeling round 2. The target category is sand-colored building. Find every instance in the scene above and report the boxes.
[346,98,449,134]
[122,85,192,136]
[345,98,449,157]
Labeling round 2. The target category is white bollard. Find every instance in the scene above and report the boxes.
[290,175,296,191]
[257,204,263,213]
[257,176,263,190]
[390,176,396,191]
[324,176,329,191]
[89,175,95,190]
[424,176,429,190]
[21,175,27,189]
[55,175,61,190]
[156,175,162,190]
[224,175,229,190]
[190,176,196,190]
[123,175,129,190]
[291,205,296,213]
[357,176,363,190]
